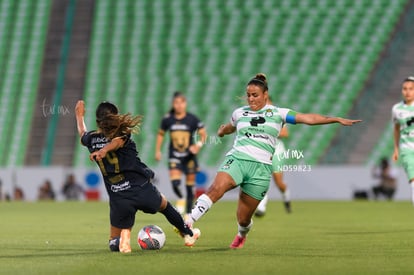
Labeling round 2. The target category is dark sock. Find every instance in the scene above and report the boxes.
[186,185,194,214]
[161,202,193,236]
[172,180,183,198]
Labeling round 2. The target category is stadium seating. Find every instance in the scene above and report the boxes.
[0,0,51,166]
[367,122,394,165]
[74,0,408,167]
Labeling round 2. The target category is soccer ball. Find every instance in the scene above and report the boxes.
[137,225,166,250]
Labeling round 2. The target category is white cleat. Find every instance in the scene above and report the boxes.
[184,228,201,247]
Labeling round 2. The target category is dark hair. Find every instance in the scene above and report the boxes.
[380,157,389,169]
[95,101,142,139]
[169,91,186,114]
[403,76,414,83]
[96,101,119,122]
[247,73,268,92]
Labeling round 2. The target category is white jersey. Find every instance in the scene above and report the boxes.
[226,104,297,164]
[392,101,414,153]
[274,139,286,156]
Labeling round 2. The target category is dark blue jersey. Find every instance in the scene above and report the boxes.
[81,131,154,200]
[160,112,204,159]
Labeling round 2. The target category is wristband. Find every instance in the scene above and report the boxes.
[196,141,203,148]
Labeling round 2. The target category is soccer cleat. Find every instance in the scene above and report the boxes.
[109,237,120,252]
[229,235,246,249]
[254,209,266,217]
[284,201,292,213]
[119,229,131,253]
[184,228,201,247]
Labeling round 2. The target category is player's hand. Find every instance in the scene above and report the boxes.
[155,151,162,162]
[217,125,226,137]
[90,149,107,161]
[75,100,85,117]
[392,149,399,161]
[337,118,362,126]
[189,144,201,155]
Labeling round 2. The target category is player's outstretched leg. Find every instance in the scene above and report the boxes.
[161,201,201,246]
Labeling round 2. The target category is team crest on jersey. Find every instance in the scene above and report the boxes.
[265,109,273,117]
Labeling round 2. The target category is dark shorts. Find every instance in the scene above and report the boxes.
[168,155,199,175]
[109,181,162,229]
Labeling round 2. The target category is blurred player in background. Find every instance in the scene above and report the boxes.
[255,124,291,216]
[75,100,199,253]
[187,73,361,249]
[392,76,414,205]
[155,91,207,219]
[371,157,397,200]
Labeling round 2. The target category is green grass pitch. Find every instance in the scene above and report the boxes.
[1,200,413,275]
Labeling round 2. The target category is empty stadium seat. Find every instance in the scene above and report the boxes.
[0,0,51,166]
[74,0,408,167]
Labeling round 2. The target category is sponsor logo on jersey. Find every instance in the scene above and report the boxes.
[244,132,269,140]
[110,181,131,192]
[171,124,189,130]
[247,127,264,132]
[92,136,109,143]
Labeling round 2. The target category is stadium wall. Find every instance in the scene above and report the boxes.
[0,166,410,202]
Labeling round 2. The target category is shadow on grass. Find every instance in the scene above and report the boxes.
[138,246,233,255]
[0,248,106,259]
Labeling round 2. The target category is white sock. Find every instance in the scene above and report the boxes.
[256,194,268,213]
[282,189,291,202]
[189,194,213,224]
[238,220,253,237]
[411,182,414,205]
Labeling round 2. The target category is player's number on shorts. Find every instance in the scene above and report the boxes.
[97,152,120,176]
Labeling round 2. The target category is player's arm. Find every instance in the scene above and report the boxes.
[89,136,126,161]
[295,113,361,126]
[155,129,165,161]
[278,125,288,138]
[392,123,400,161]
[198,127,207,145]
[75,100,87,138]
[218,123,236,137]
[189,127,207,154]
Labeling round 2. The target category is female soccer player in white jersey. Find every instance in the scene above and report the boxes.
[392,76,414,205]
[187,73,361,249]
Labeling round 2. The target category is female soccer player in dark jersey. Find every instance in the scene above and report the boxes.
[155,92,207,219]
[75,100,200,253]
